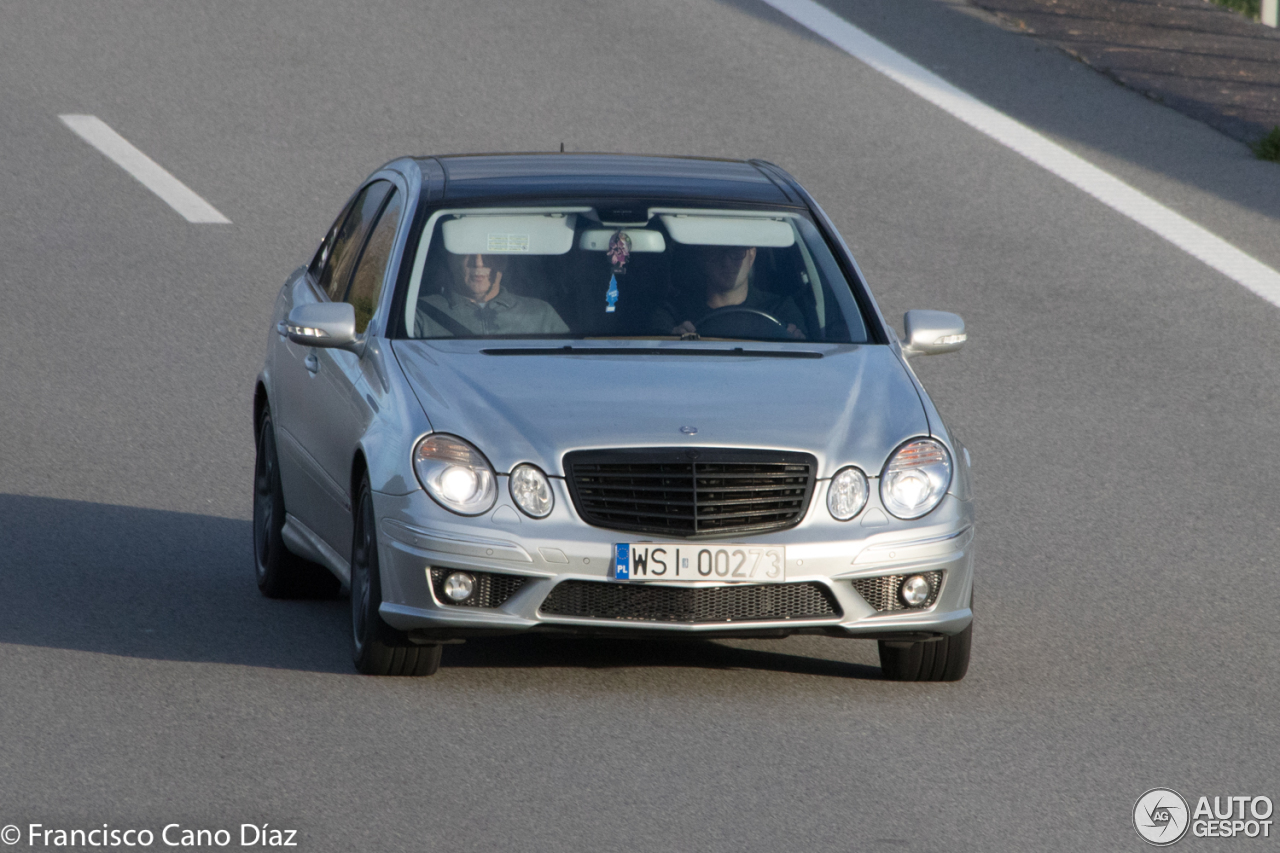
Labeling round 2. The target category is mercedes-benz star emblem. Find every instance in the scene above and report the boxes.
[680,426,698,435]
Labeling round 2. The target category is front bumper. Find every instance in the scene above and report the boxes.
[373,480,973,642]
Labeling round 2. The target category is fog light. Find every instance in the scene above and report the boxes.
[443,571,475,602]
[900,574,931,607]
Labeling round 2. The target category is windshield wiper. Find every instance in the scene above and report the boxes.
[481,346,822,359]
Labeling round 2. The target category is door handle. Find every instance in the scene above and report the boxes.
[304,353,320,374]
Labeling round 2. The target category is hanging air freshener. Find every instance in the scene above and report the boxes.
[607,230,631,274]
[605,230,630,313]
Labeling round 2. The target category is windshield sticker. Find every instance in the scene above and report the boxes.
[486,233,530,252]
[606,274,619,313]
[607,230,631,273]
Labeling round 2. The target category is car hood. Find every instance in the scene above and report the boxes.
[391,341,929,479]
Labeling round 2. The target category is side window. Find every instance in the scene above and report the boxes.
[308,203,349,282]
[315,181,392,301]
[344,189,403,334]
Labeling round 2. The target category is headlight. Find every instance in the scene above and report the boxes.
[827,466,869,520]
[509,464,554,518]
[880,438,952,519]
[413,435,496,516]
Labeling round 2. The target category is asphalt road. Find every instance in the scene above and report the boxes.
[2,1,1279,851]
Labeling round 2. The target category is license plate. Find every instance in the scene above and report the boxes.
[612,543,786,582]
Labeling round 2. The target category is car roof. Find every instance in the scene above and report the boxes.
[416,153,800,205]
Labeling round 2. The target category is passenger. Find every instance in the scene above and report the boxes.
[654,245,806,339]
[417,253,569,337]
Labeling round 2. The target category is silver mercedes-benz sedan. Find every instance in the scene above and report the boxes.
[253,153,974,680]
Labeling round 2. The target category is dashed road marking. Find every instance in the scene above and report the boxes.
[60,114,230,224]
[762,0,1280,308]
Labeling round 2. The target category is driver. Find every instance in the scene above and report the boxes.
[653,245,806,339]
[416,253,569,337]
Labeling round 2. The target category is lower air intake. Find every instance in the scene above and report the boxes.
[430,569,526,608]
[539,580,840,623]
[851,571,943,612]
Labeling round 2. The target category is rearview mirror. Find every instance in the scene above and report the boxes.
[901,310,966,357]
[286,302,359,351]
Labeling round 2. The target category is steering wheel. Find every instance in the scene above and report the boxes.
[694,306,788,340]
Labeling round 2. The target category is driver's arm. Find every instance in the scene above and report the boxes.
[776,299,809,340]
[648,300,691,337]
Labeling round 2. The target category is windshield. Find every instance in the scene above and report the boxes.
[399,205,869,343]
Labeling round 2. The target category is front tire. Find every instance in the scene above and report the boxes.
[878,622,971,682]
[253,409,339,599]
[350,474,441,676]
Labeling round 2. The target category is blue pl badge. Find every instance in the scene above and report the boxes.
[606,274,619,313]
[614,543,630,580]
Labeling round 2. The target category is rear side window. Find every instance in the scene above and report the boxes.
[344,189,403,333]
[315,181,392,301]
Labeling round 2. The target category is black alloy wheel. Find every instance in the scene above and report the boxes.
[253,409,339,598]
[351,473,442,676]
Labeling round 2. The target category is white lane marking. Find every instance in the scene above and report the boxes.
[59,114,230,224]
[760,0,1280,308]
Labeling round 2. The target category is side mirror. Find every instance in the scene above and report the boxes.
[901,310,966,357]
[286,302,360,351]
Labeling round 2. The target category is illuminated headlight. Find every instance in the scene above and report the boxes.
[412,435,497,516]
[880,438,952,519]
[509,464,554,518]
[827,466,869,521]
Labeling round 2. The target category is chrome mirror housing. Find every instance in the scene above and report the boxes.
[285,303,360,351]
[901,310,966,357]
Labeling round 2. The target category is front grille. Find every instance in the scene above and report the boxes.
[564,448,816,537]
[851,571,943,612]
[539,580,840,623]
[430,568,526,608]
